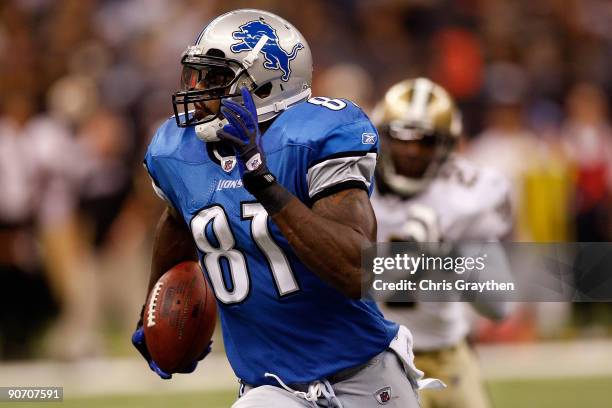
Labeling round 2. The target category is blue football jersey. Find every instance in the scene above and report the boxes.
[144,97,399,386]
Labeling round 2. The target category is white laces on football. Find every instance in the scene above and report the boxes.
[264,372,343,408]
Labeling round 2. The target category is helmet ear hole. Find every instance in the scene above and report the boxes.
[254,82,273,99]
[206,48,225,58]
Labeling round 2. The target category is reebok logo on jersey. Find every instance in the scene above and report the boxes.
[362,132,377,144]
[216,179,243,191]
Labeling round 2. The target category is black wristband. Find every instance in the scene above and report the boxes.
[242,171,277,194]
[252,181,294,216]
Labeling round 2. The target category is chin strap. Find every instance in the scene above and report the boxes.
[195,87,311,142]
[256,88,312,116]
[242,35,269,67]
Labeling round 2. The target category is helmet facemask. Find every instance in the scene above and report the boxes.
[172,49,255,129]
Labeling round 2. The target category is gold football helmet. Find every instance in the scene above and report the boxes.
[373,77,462,196]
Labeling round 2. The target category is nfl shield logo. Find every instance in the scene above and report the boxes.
[374,386,392,404]
[222,158,236,173]
[246,153,262,171]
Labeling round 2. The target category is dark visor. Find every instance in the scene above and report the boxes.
[179,64,236,92]
[172,53,252,128]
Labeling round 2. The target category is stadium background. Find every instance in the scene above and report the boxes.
[1,0,611,406]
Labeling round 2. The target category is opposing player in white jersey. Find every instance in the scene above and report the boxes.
[371,78,512,408]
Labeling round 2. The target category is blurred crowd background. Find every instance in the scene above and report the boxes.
[1,0,612,361]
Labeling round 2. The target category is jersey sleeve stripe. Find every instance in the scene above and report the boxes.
[308,180,369,205]
[307,147,377,168]
[306,152,377,200]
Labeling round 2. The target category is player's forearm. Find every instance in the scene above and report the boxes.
[254,183,368,299]
[275,205,366,299]
[148,207,198,295]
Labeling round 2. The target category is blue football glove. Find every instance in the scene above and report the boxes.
[217,87,276,194]
[131,326,172,380]
[131,305,212,380]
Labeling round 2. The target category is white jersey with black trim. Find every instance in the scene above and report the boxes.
[372,155,512,351]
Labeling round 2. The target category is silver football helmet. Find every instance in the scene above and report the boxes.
[372,78,462,196]
[172,9,313,142]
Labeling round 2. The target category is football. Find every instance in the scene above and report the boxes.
[144,261,217,373]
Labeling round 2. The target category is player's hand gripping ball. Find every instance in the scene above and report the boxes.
[132,261,217,378]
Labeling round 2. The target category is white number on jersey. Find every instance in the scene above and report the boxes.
[307,97,347,111]
[190,204,299,304]
[242,203,299,296]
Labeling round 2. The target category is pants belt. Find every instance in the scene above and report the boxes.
[243,354,377,393]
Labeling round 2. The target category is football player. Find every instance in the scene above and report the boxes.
[372,78,512,408]
[131,9,434,408]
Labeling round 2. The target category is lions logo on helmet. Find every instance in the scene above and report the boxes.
[231,20,304,82]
